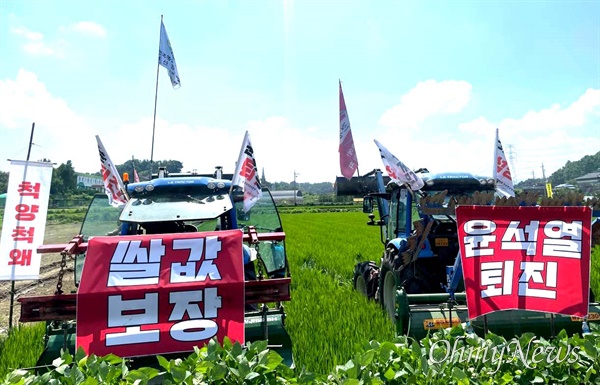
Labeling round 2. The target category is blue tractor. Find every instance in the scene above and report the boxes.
[336,169,600,339]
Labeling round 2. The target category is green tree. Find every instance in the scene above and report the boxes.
[548,151,600,185]
[51,161,77,195]
[0,171,8,193]
[114,159,184,182]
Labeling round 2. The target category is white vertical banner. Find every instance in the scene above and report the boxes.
[374,139,424,191]
[494,128,515,197]
[232,131,263,213]
[0,160,53,280]
[96,135,128,208]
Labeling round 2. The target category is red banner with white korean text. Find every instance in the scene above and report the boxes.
[76,230,245,358]
[457,205,591,319]
[0,160,53,281]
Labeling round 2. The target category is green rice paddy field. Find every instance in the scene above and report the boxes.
[0,210,599,378]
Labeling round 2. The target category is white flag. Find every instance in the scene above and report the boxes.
[159,18,181,89]
[96,135,128,208]
[232,131,263,213]
[0,160,53,280]
[493,128,515,197]
[374,139,424,191]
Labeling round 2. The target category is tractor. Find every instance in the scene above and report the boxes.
[336,169,600,340]
[18,166,294,370]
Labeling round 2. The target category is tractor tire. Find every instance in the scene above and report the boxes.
[379,258,439,322]
[379,259,398,322]
[353,261,380,300]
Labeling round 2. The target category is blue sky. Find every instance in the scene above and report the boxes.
[0,0,598,183]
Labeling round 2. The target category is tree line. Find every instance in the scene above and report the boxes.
[515,151,600,191]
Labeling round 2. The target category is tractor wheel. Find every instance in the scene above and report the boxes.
[353,261,379,299]
[379,259,398,322]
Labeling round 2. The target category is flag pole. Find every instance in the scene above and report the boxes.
[150,15,163,177]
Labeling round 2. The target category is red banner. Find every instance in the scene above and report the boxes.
[457,206,591,319]
[339,81,359,180]
[76,230,245,358]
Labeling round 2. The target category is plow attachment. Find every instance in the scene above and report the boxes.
[19,278,293,368]
[393,291,600,340]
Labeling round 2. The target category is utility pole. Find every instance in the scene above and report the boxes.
[293,170,299,206]
[541,163,546,182]
[507,144,517,183]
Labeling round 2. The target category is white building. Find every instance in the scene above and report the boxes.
[77,174,103,191]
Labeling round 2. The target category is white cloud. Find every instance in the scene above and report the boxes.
[0,69,96,170]
[1,70,596,185]
[378,80,472,129]
[361,85,600,184]
[10,26,58,57]
[10,26,43,41]
[461,88,600,137]
[62,21,107,38]
[458,88,600,181]
[0,70,337,182]
[10,20,107,58]
[93,116,337,184]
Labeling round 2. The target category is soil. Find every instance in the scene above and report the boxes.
[0,223,81,334]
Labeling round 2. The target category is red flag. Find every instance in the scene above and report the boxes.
[133,166,140,183]
[339,81,359,180]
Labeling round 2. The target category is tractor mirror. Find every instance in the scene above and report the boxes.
[363,196,374,213]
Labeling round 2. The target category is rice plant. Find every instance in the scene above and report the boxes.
[281,212,395,373]
[0,323,45,379]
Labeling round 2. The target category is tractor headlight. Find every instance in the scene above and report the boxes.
[479,179,487,185]
[487,178,495,186]
[207,182,216,189]
[426,179,434,186]
[145,184,154,191]
[217,182,225,189]
[134,186,144,193]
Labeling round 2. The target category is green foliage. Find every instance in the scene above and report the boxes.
[277,204,362,214]
[0,171,8,194]
[114,159,183,182]
[592,245,600,300]
[549,151,600,186]
[51,161,78,196]
[0,323,45,379]
[2,212,599,383]
[4,330,600,384]
[46,207,88,224]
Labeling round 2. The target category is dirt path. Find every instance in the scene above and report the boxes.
[0,223,80,334]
